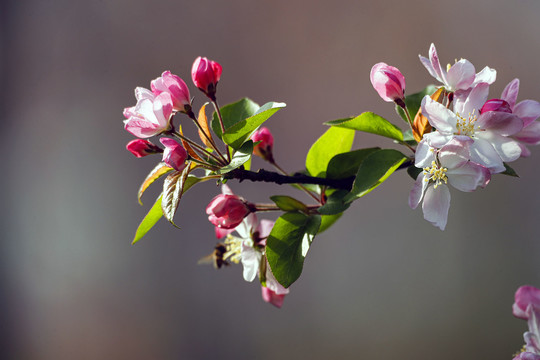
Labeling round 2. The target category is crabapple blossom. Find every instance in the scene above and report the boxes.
[151,71,191,113]
[499,79,540,157]
[123,92,174,138]
[370,62,406,104]
[261,286,286,308]
[251,127,274,161]
[513,286,540,359]
[159,138,188,171]
[206,186,251,230]
[409,137,490,230]
[192,56,222,99]
[419,43,496,93]
[421,83,523,173]
[126,139,163,158]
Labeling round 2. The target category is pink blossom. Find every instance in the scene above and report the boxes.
[251,127,274,161]
[123,91,174,138]
[480,99,512,114]
[419,43,496,92]
[159,138,188,172]
[409,137,490,230]
[151,71,191,113]
[126,139,163,158]
[261,286,286,308]
[421,83,523,173]
[191,56,222,99]
[513,286,540,358]
[206,192,251,230]
[500,79,540,157]
[370,62,406,103]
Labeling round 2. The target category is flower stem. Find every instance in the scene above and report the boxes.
[170,131,227,166]
[211,99,231,162]
[186,110,228,164]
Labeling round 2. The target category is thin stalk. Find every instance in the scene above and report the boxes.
[211,99,231,162]
[170,131,227,166]
[186,110,228,164]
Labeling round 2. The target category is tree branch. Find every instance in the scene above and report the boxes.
[222,168,355,190]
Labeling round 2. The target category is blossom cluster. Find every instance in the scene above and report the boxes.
[124,44,539,311]
[371,44,540,230]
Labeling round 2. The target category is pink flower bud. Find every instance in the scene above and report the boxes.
[206,194,251,229]
[151,71,192,113]
[261,286,286,308]
[191,56,222,99]
[159,137,188,171]
[370,62,406,104]
[251,127,274,161]
[126,139,163,158]
[480,99,513,114]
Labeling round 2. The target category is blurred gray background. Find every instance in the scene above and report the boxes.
[2,0,540,359]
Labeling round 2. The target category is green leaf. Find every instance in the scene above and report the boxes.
[318,213,343,233]
[217,141,253,174]
[270,195,309,213]
[222,102,286,149]
[407,164,423,180]
[502,162,519,177]
[325,112,403,141]
[317,189,351,215]
[306,127,354,177]
[212,98,260,139]
[326,147,380,179]
[396,85,437,123]
[345,149,407,202]
[138,162,173,205]
[266,212,321,288]
[132,194,163,244]
[161,165,191,226]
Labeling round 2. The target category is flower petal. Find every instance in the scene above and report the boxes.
[428,43,447,85]
[414,139,435,168]
[447,162,490,192]
[421,96,456,134]
[409,174,428,210]
[472,66,497,87]
[477,112,523,136]
[457,83,489,116]
[478,132,522,163]
[513,285,540,320]
[469,137,505,173]
[515,121,540,145]
[419,55,442,82]
[240,243,262,282]
[514,100,540,127]
[438,137,473,169]
[446,59,475,91]
[422,184,451,231]
[501,78,520,109]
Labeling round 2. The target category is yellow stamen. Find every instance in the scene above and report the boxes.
[455,110,478,137]
[423,161,448,188]
[223,235,242,264]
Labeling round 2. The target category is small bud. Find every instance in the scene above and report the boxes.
[370,62,406,103]
[206,194,250,229]
[191,56,222,100]
[126,139,163,158]
[159,137,188,171]
[480,99,513,114]
[261,286,286,308]
[251,127,274,161]
[151,71,192,113]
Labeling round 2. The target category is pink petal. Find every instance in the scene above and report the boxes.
[123,118,161,138]
[421,96,456,134]
[438,137,473,169]
[447,162,490,192]
[446,59,475,91]
[409,174,428,210]
[501,78,520,109]
[477,112,523,136]
[257,219,275,239]
[458,83,489,116]
[515,121,540,145]
[514,100,540,127]
[472,66,497,87]
[514,286,540,320]
[419,55,441,81]
[422,184,451,231]
[428,43,447,85]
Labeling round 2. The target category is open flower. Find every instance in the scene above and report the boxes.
[409,137,490,230]
[421,83,523,173]
[419,43,496,92]
[123,90,174,138]
[499,79,540,157]
[513,286,540,359]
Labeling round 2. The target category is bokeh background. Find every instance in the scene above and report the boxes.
[2,0,540,359]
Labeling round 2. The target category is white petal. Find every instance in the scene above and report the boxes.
[419,55,442,82]
[469,138,505,173]
[472,66,497,87]
[422,185,451,231]
[460,83,489,116]
[478,132,522,163]
[428,43,447,85]
[414,139,435,168]
[447,162,490,192]
[409,174,428,210]
[422,96,456,134]
[446,59,475,91]
[265,262,289,295]
[240,244,262,282]
[501,78,519,108]
[438,137,473,169]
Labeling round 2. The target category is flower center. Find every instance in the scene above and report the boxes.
[455,110,478,137]
[223,235,242,264]
[423,161,448,188]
